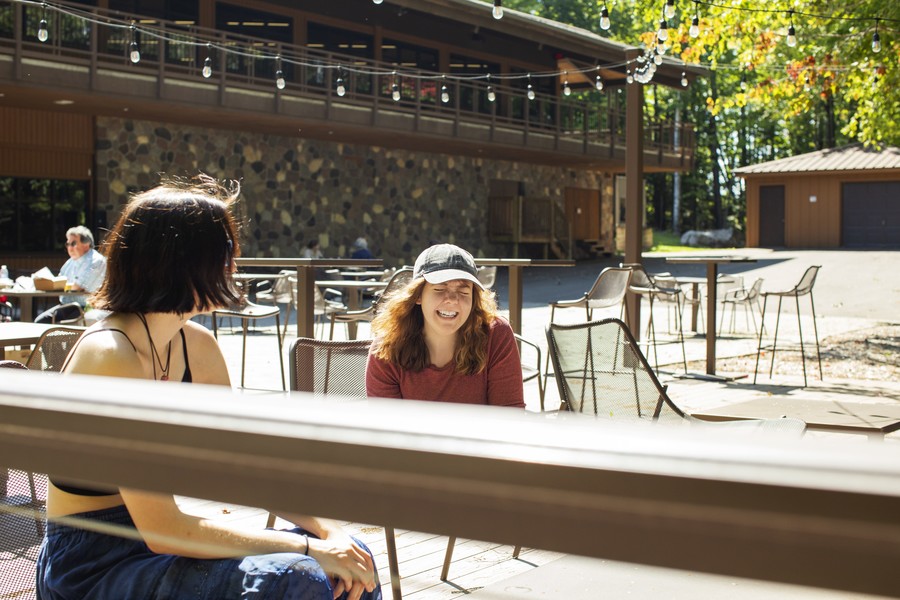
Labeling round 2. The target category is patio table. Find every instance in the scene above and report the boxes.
[665,257,756,377]
[474,259,575,335]
[1,289,88,322]
[234,258,382,338]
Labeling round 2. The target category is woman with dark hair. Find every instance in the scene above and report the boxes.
[366,244,524,407]
[38,176,379,600]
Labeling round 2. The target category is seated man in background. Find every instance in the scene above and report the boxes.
[35,226,107,323]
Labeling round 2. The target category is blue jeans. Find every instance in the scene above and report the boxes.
[37,505,381,600]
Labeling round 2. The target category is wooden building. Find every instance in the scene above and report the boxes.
[737,144,900,248]
[0,0,700,271]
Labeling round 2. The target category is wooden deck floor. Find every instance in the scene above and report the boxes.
[180,497,563,599]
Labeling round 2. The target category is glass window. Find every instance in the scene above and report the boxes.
[216,3,293,81]
[0,179,89,253]
[449,54,500,114]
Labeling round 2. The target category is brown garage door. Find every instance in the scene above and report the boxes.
[842,181,900,247]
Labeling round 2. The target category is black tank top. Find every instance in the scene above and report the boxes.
[50,326,192,496]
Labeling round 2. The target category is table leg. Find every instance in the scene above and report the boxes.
[346,289,360,340]
[507,266,523,335]
[21,298,34,322]
[296,267,315,339]
[706,263,718,375]
[690,282,700,332]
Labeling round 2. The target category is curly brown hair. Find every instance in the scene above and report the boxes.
[370,278,499,375]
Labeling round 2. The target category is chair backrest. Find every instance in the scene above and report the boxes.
[270,270,294,304]
[794,265,821,296]
[24,326,84,372]
[585,267,632,309]
[0,359,27,369]
[289,337,372,397]
[546,318,685,422]
[620,262,653,289]
[745,277,764,301]
[50,302,86,326]
[372,267,414,315]
[476,266,497,290]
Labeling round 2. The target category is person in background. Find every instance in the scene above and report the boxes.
[366,243,524,407]
[350,237,374,260]
[303,239,324,259]
[35,226,107,323]
[37,175,379,600]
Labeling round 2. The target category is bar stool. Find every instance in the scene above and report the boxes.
[212,300,285,390]
[753,266,822,387]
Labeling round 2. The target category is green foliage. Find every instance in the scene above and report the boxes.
[506,0,899,233]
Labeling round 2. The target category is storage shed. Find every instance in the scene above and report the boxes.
[736,144,900,248]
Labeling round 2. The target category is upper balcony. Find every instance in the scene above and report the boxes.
[0,0,694,171]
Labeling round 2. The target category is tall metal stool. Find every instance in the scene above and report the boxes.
[753,266,822,387]
[212,300,285,390]
[623,263,688,374]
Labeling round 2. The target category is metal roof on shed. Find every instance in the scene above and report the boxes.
[735,143,900,175]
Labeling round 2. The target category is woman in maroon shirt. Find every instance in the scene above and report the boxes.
[366,244,524,407]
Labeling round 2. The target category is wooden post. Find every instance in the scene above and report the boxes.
[624,50,644,338]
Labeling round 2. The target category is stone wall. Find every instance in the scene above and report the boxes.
[95,117,607,265]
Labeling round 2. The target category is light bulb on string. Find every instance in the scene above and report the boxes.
[391,72,400,101]
[656,37,667,54]
[336,74,346,97]
[562,71,571,96]
[657,19,668,42]
[275,56,285,90]
[626,68,634,84]
[373,0,384,4]
[493,0,503,20]
[526,74,535,100]
[654,54,663,65]
[202,44,212,78]
[440,76,450,103]
[129,25,141,63]
[740,74,747,91]
[600,5,610,30]
[681,72,688,87]
[595,67,604,92]
[872,20,881,54]
[37,2,48,42]
[786,11,797,48]
[664,0,676,20]
[689,16,699,38]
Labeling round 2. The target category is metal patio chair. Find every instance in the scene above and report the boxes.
[719,277,764,335]
[754,266,823,387]
[328,267,413,340]
[546,318,806,437]
[24,326,84,372]
[622,263,688,375]
[212,300,285,390]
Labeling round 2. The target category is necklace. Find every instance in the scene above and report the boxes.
[135,313,172,381]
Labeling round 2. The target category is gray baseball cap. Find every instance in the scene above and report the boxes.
[413,244,484,290]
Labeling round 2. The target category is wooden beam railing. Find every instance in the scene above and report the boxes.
[2,372,900,597]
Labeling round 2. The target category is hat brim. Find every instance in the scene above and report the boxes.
[421,269,485,290]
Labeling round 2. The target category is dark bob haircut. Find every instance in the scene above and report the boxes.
[92,175,242,314]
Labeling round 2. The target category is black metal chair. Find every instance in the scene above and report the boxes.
[622,263,688,374]
[288,337,401,600]
[754,266,823,387]
[24,326,84,372]
[0,361,46,600]
[546,318,807,436]
[212,300,285,390]
[328,267,413,340]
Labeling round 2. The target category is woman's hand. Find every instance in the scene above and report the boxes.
[307,535,377,600]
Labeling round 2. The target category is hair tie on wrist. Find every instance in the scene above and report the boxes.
[303,534,309,555]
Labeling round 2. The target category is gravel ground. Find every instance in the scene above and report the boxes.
[687,325,900,381]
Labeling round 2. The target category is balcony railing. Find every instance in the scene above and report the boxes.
[0,0,694,165]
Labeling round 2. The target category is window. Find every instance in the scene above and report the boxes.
[0,179,89,253]
[217,3,293,80]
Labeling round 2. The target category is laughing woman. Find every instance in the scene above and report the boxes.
[38,176,379,600]
[365,244,524,407]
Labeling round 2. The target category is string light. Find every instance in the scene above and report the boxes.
[129,24,140,63]
[689,1,700,38]
[335,69,346,96]
[493,0,503,20]
[275,56,285,90]
[373,0,383,4]
[526,73,535,100]
[681,71,688,87]
[37,2,49,42]
[664,0,676,20]
[486,73,496,102]
[202,43,212,78]
[562,71,571,96]
[786,10,797,48]
[600,5,611,30]
[440,75,450,103]
[872,20,881,54]
[391,71,400,101]
[595,67,604,92]
[657,18,669,42]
